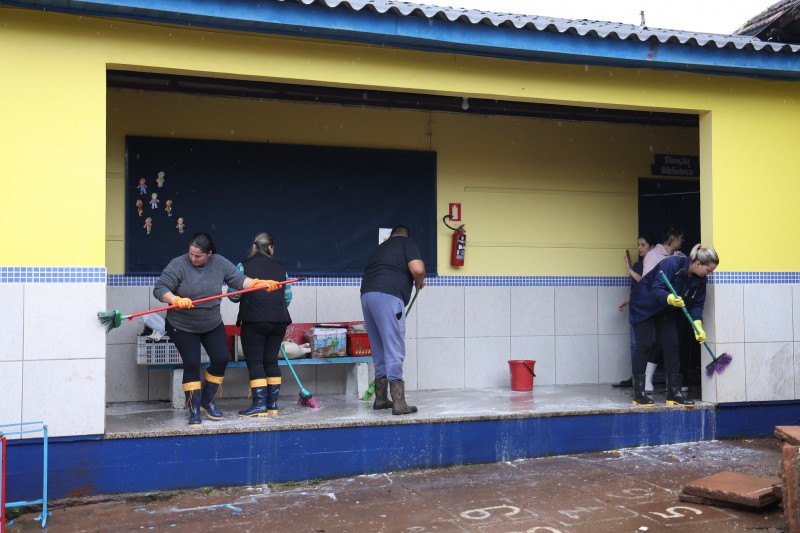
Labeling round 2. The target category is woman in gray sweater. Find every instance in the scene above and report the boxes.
[153,232,278,425]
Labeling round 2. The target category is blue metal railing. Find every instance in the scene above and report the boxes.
[1,422,48,530]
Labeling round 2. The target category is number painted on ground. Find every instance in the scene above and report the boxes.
[460,504,521,520]
[650,506,702,519]
[606,487,655,500]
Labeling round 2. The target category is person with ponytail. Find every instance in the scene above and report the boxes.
[233,232,293,417]
[153,232,280,426]
[628,244,719,407]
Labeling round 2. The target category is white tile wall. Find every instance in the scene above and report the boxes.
[316,286,364,323]
[417,286,464,338]
[417,338,465,389]
[98,281,800,406]
[0,361,23,438]
[555,335,599,384]
[25,283,107,360]
[510,287,555,336]
[744,342,794,402]
[22,359,106,437]
[555,287,598,335]
[711,342,746,403]
[744,285,793,343]
[465,286,510,338]
[465,336,511,388]
[599,334,631,383]
[598,287,630,335]
[0,284,24,362]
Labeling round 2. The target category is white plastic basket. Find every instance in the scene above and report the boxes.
[136,336,209,365]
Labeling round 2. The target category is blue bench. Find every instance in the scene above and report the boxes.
[150,357,373,408]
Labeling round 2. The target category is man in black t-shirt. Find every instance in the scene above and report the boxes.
[360,225,426,415]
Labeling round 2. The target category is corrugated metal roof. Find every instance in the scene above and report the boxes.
[291,0,800,53]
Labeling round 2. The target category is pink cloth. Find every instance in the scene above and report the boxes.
[642,244,685,277]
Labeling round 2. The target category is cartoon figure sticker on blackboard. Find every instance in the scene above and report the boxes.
[156,171,166,188]
[144,217,153,235]
[150,192,160,210]
[137,178,147,195]
[136,199,144,217]
[176,217,185,234]
[165,199,173,216]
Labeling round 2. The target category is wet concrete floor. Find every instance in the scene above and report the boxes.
[7,438,786,532]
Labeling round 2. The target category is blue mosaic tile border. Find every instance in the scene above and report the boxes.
[6,270,798,286]
[0,267,106,283]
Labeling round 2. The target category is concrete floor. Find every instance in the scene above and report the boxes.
[103,383,710,439]
[7,438,786,532]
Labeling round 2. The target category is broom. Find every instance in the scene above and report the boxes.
[280,344,321,409]
[97,278,303,333]
[660,271,732,377]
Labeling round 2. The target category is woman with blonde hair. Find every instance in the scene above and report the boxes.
[629,244,719,407]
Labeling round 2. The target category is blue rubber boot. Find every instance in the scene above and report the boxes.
[266,377,281,416]
[183,381,202,425]
[238,379,268,417]
[200,371,224,420]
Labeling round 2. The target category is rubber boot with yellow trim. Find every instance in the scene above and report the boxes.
[265,377,281,416]
[183,381,202,426]
[666,374,695,407]
[238,379,268,417]
[200,371,224,420]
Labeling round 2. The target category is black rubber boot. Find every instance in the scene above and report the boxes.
[183,381,202,425]
[200,371,224,420]
[390,380,417,415]
[238,379,268,417]
[666,374,695,407]
[612,377,632,388]
[373,376,393,410]
[266,377,281,416]
[632,374,654,406]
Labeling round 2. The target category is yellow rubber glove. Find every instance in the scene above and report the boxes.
[172,296,194,309]
[252,279,280,292]
[693,320,706,343]
[666,294,685,308]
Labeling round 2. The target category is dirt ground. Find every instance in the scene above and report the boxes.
[6,438,787,533]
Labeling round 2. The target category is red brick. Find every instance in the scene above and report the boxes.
[775,426,800,445]
[782,444,800,533]
[683,471,781,509]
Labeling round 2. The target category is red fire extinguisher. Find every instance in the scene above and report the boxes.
[444,215,466,267]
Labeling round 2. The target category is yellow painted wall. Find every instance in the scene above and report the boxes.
[4,7,800,272]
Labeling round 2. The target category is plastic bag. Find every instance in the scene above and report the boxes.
[142,313,166,340]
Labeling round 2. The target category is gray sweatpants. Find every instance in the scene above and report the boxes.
[360,292,406,381]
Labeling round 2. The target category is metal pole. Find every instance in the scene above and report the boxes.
[1,434,6,533]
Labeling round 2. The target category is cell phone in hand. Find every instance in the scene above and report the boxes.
[625,250,631,265]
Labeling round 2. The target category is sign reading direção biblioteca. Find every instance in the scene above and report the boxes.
[651,154,700,177]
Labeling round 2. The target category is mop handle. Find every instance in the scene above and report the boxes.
[405,286,421,318]
[125,278,303,321]
[659,271,719,361]
[280,344,304,384]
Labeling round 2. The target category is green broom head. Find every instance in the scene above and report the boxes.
[97,310,123,333]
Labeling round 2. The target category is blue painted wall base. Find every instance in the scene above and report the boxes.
[6,408,717,502]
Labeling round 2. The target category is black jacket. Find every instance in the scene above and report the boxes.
[237,254,291,325]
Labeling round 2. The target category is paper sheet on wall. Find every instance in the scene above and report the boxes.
[378,227,391,244]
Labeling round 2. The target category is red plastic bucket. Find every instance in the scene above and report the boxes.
[508,360,536,391]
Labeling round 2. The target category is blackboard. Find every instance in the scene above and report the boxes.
[125,136,437,275]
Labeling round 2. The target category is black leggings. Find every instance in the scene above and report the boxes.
[239,321,288,381]
[166,321,229,383]
[633,312,680,376]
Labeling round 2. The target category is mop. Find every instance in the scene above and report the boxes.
[660,271,732,377]
[97,278,303,333]
[280,344,321,408]
[363,286,422,401]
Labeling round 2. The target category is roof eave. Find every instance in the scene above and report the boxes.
[4,0,800,80]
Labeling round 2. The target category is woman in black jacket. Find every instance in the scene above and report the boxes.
[235,232,293,417]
